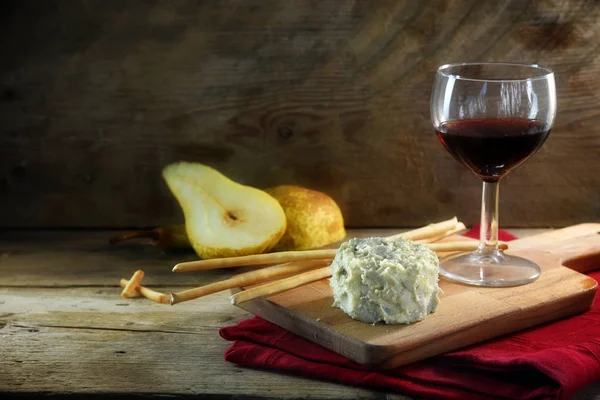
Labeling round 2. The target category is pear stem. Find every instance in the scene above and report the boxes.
[109,230,160,244]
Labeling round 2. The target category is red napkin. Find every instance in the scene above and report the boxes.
[219,228,600,400]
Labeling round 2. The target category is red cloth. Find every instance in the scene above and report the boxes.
[219,228,600,399]
[462,224,519,241]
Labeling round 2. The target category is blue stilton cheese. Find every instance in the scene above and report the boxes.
[330,237,440,324]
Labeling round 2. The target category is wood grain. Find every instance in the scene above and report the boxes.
[0,311,394,399]
[0,228,419,398]
[0,229,390,287]
[236,224,600,368]
[1,1,599,228]
[0,228,598,398]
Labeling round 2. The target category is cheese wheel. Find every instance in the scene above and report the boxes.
[330,237,440,324]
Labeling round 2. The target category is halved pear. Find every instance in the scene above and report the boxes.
[162,162,286,259]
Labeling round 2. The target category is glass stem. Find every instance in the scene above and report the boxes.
[479,181,499,254]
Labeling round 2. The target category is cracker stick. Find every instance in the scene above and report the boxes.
[169,259,329,305]
[172,249,337,272]
[119,278,170,304]
[173,228,480,274]
[415,222,467,244]
[387,217,458,241]
[121,270,145,298]
[231,266,332,305]
[230,240,509,305]
[119,279,142,298]
[173,218,459,272]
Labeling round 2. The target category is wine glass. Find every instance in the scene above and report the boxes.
[430,62,556,286]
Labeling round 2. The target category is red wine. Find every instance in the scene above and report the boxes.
[436,118,550,182]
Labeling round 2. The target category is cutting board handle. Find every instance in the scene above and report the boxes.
[509,223,600,274]
[563,253,600,274]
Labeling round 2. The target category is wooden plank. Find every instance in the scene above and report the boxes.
[0,228,543,287]
[0,286,407,399]
[0,230,217,287]
[236,224,599,368]
[0,287,241,329]
[0,228,596,398]
[1,1,600,229]
[0,324,394,398]
[0,229,405,287]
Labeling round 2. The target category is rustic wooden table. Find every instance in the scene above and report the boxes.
[1,228,597,399]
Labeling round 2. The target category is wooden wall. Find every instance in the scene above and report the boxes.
[1,0,599,228]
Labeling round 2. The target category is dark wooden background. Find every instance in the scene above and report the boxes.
[1,0,599,228]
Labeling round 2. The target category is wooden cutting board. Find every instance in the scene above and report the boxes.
[235,223,600,369]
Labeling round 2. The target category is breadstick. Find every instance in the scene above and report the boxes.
[172,249,337,272]
[173,217,459,272]
[119,278,170,304]
[169,259,329,305]
[173,231,484,274]
[230,239,509,305]
[415,222,467,244]
[121,270,145,298]
[386,217,458,241]
[231,266,332,305]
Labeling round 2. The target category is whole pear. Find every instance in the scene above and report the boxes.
[265,185,346,251]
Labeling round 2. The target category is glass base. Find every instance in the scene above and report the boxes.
[439,249,541,287]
